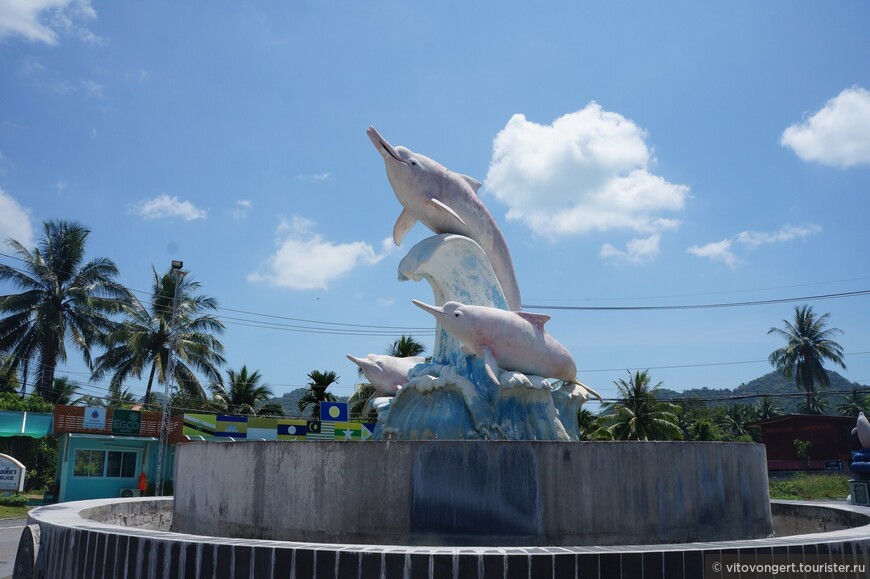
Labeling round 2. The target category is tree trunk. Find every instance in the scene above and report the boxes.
[144,361,158,409]
[36,343,58,401]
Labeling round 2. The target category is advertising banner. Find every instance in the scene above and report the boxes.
[111,409,141,435]
[82,407,106,429]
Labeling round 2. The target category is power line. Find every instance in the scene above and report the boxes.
[6,249,870,323]
[523,289,870,311]
[0,254,435,335]
[579,351,870,374]
[525,276,870,303]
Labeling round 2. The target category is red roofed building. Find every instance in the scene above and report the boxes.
[750,414,862,472]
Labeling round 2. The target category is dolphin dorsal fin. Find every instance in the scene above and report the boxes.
[460,174,482,194]
[428,198,467,226]
[516,311,551,330]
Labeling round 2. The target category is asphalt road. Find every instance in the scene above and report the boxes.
[0,518,25,579]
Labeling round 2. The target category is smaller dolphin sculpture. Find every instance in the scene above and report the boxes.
[412,300,598,398]
[853,412,870,449]
[346,354,424,398]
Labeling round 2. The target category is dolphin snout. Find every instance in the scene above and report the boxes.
[347,354,376,374]
[412,299,444,316]
[367,126,404,164]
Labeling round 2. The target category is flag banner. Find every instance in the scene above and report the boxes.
[334,422,361,440]
[307,420,334,440]
[247,417,279,441]
[320,402,348,422]
[361,423,376,440]
[277,421,308,440]
[183,414,218,437]
[215,414,248,438]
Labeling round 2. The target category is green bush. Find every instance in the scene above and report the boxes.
[0,493,29,507]
[769,473,850,500]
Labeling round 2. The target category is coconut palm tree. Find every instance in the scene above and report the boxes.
[46,376,81,405]
[716,404,755,440]
[837,389,869,417]
[0,220,131,399]
[209,365,283,416]
[0,355,20,394]
[386,336,425,358]
[75,394,104,407]
[577,408,611,440]
[756,396,783,421]
[798,393,829,415]
[90,267,226,407]
[603,370,682,441]
[106,382,136,408]
[348,382,376,420]
[768,305,846,413]
[298,370,338,419]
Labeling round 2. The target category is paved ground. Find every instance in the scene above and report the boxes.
[0,518,26,579]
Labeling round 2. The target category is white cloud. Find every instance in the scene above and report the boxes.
[781,87,870,167]
[0,188,34,249]
[248,216,390,290]
[232,199,252,219]
[688,224,821,269]
[600,234,661,264]
[687,239,738,269]
[125,70,149,84]
[130,194,207,221]
[53,180,67,194]
[80,79,103,97]
[296,172,331,181]
[734,224,822,248]
[485,104,690,243]
[377,297,395,307]
[0,0,99,45]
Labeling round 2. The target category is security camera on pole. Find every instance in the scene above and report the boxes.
[155,260,184,497]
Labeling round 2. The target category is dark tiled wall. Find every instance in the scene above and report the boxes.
[17,523,870,579]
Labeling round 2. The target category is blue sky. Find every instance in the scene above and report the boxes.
[1,1,868,405]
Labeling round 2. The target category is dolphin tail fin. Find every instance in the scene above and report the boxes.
[428,198,466,226]
[570,378,603,401]
[393,208,417,245]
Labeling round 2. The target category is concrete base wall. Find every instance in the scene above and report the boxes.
[173,441,772,546]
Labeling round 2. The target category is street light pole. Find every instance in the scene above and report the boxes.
[155,260,184,497]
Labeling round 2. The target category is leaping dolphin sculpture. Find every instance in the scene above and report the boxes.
[346,354,424,398]
[367,126,522,311]
[854,412,870,449]
[412,299,600,400]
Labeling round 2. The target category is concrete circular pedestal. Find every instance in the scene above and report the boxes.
[173,440,772,546]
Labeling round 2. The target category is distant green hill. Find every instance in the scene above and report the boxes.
[268,387,349,419]
[657,370,867,414]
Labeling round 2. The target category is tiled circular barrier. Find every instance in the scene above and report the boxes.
[13,497,870,578]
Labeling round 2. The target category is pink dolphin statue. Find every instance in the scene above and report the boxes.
[346,354,424,397]
[412,299,599,398]
[854,412,870,449]
[367,126,522,311]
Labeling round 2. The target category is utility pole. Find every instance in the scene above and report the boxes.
[155,260,184,497]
